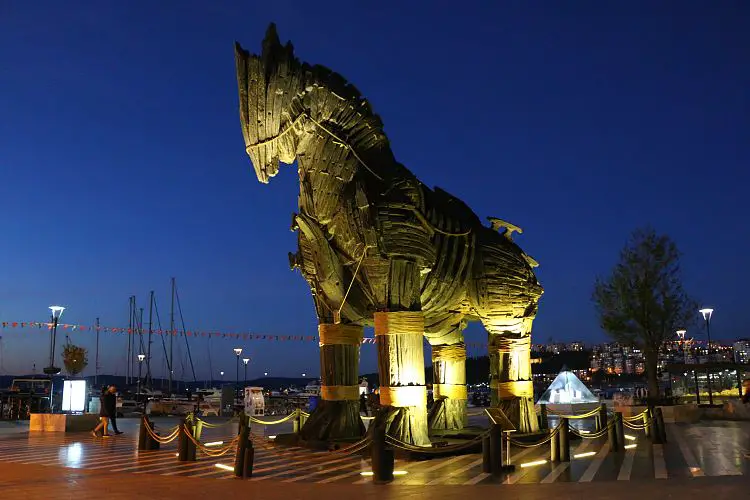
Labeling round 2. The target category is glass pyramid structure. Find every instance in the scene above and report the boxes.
[536,369,598,405]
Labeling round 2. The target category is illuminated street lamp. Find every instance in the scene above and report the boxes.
[242,358,250,388]
[233,348,243,400]
[137,354,145,399]
[699,308,714,406]
[44,306,65,412]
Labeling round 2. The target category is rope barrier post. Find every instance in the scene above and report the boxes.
[293,409,301,434]
[185,418,197,461]
[138,417,148,451]
[539,404,548,430]
[178,417,189,461]
[194,419,203,443]
[550,427,560,463]
[489,424,503,475]
[597,403,607,433]
[614,412,625,452]
[643,408,652,439]
[482,434,492,473]
[242,439,255,479]
[234,414,251,478]
[371,425,394,484]
[558,418,570,462]
[608,414,618,452]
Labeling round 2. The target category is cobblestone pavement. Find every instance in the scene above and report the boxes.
[0,418,749,487]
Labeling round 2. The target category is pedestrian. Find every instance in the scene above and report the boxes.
[359,392,368,417]
[91,387,110,438]
[742,379,750,458]
[107,386,123,435]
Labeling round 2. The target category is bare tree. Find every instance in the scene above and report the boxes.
[593,228,696,400]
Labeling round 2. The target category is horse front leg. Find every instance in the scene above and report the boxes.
[483,315,539,434]
[372,259,430,446]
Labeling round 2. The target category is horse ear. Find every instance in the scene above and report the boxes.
[262,23,282,58]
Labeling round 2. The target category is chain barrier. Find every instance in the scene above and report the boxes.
[385,429,490,454]
[622,410,649,422]
[623,417,655,431]
[187,414,240,429]
[249,432,372,465]
[184,429,240,457]
[248,409,302,425]
[546,407,601,420]
[569,417,618,440]
[508,422,562,448]
[142,418,181,444]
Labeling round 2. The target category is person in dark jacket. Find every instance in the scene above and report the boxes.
[105,386,122,435]
[91,387,111,438]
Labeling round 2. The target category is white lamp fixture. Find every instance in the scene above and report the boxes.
[137,353,146,362]
[233,348,243,357]
[243,358,250,365]
[49,305,65,319]
[699,308,713,322]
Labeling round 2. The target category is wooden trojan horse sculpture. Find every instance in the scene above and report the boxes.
[235,24,543,446]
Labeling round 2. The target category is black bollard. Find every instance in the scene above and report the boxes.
[598,403,608,433]
[559,418,570,462]
[178,418,189,461]
[550,429,560,462]
[482,435,492,473]
[539,404,548,430]
[643,408,651,439]
[614,412,625,452]
[138,417,148,451]
[607,413,618,452]
[371,426,394,484]
[185,419,197,461]
[234,415,250,477]
[242,440,255,479]
[489,424,503,475]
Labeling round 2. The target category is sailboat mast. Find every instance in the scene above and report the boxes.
[147,291,154,390]
[126,296,133,385]
[169,277,175,394]
[94,317,100,386]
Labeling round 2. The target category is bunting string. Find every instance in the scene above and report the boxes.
[0,321,491,349]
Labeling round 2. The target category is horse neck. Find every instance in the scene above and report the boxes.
[297,133,360,225]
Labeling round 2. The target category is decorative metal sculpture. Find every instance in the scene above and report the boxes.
[235,24,543,445]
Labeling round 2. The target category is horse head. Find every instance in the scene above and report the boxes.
[235,23,391,184]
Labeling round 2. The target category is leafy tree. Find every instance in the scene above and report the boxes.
[62,344,88,377]
[592,228,696,400]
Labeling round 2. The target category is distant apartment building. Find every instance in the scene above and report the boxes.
[734,340,750,364]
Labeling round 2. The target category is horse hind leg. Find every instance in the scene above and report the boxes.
[425,314,468,431]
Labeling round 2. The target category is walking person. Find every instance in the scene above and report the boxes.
[359,392,368,417]
[107,386,123,435]
[91,387,111,438]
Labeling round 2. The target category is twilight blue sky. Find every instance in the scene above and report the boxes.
[1,1,748,379]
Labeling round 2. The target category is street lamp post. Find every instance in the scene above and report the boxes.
[233,348,242,401]
[242,358,250,390]
[44,306,65,413]
[700,308,714,406]
[137,354,145,402]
